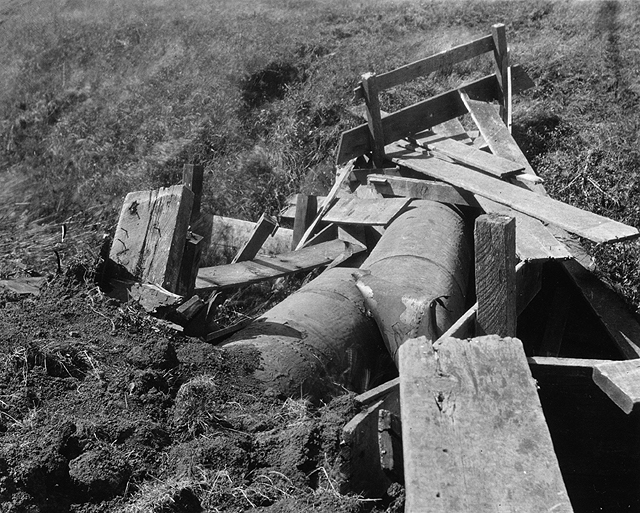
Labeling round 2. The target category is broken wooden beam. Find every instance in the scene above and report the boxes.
[232,213,279,264]
[475,213,517,337]
[593,359,640,414]
[367,174,479,207]
[386,140,639,243]
[399,335,573,513]
[109,185,194,292]
[194,239,364,292]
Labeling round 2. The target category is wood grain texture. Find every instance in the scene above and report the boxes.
[322,196,411,226]
[474,214,517,337]
[195,239,363,292]
[367,174,479,207]
[478,197,572,261]
[592,359,640,413]
[385,141,639,243]
[232,213,278,263]
[362,73,386,167]
[110,185,194,292]
[399,335,573,513]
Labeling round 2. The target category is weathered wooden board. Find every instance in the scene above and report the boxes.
[367,174,479,207]
[0,277,45,296]
[195,239,363,292]
[399,335,573,513]
[291,195,318,250]
[110,185,194,292]
[354,35,495,99]
[475,214,517,337]
[210,215,293,258]
[378,409,403,484]
[322,196,411,226]
[412,118,473,146]
[337,66,532,165]
[232,213,278,264]
[592,359,640,413]
[478,197,572,261]
[428,137,525,178]
[526,356,610,378]
[386,141,639,243]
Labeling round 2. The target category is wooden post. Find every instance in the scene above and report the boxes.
[291,194,317,250]
[182,164,204,222]
[474,213,517,337]
[491,23,510,128]
[361,72,386,168]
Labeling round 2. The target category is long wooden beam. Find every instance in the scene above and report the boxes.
[386,141,639,244]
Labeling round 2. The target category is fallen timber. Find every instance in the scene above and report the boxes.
[106,24,640,513]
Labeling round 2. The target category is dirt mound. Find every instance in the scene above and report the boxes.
[0,274,397,512]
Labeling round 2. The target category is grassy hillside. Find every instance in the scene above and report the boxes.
[0,0,639,301]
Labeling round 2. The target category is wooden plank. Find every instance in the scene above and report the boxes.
[176,232,204,296]
[296,164,352,249]
[527,356,610,378]
[491,23,509,126]
[109,185,194,292]
[413,118,473,146]
[478,197,572,261]
[291,195,317,250]
[338,65,532,165]
[428,137,525,178]
[354,35,495,99]
[195,239,363,292]
[210,215,292,258]
[561,259,640,359]
[474,214,517,337]
[367,174,479,207]
[355,378,400,406]
[0,277,45,296]
[232,213,278,264]
[322,196,411,226]
[593,359,640,414]
[385,141,639,243]
[361,73,386,167]
[399,335,573,513]
[378,409,403,484]
[281,194,324,220]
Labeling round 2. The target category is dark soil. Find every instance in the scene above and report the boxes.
[0,264,392,512]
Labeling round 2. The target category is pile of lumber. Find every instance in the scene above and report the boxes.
[105,23,640,511]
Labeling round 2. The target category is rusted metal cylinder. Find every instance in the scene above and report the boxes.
[223,200,471,399]
[223,267,386,401]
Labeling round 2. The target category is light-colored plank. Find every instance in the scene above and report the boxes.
[110,185,194,292]
[195,239,363,292]
[413,118,473,146]
[322,196,411,226]
[527,356,610,378]
[0,277,45,296]
[367,174,479,207]
[232,213,278,264]
[337,66,531,165]
[280,194,324,220]
[355,378,400,406]
[399,335,573,513]
[478,197,572,261]
[428,137,525,178]
[386,141,639,243]
[475,214,517,337]
[354,35,495,99]
[592,359,640,414]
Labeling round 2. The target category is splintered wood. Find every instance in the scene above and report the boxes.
[109,185,194,292]
[399,336,573,513]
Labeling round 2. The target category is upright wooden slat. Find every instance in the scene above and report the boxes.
[182,164,204,222]
[385,141,639,243]
[491,23,509,126]
[353,35,495,98]
[475,214,517,337]
[361,73,386,167]
[399,335,573,513]
[291,194,317,250]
